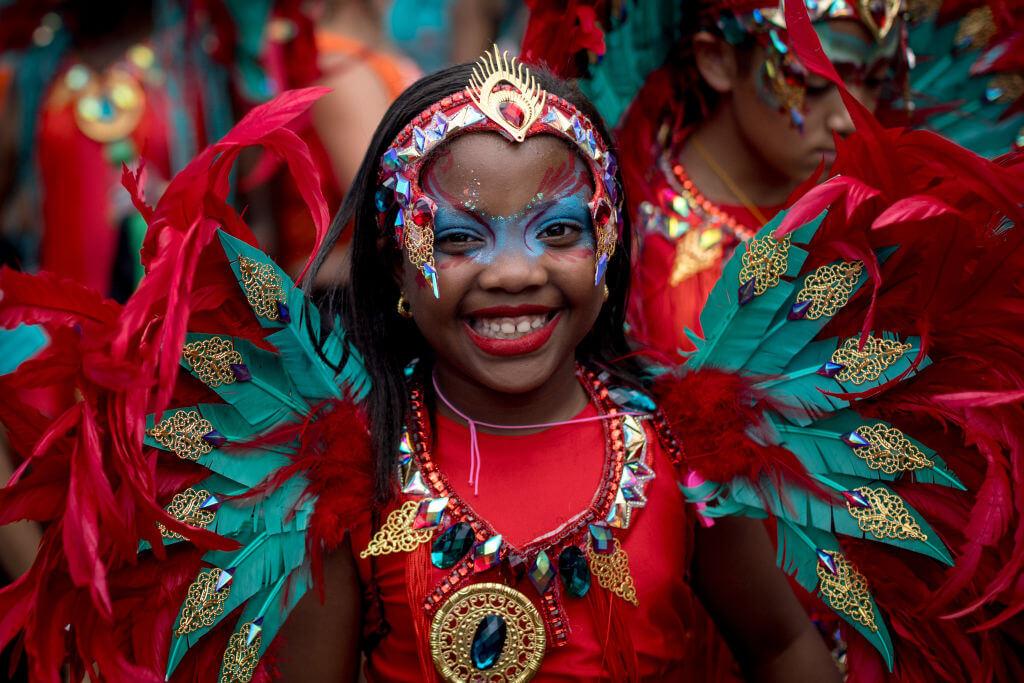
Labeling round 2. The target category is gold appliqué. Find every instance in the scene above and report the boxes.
[794,261,863,319]
[237,256,285,321]
[739,234,791,295]
[159,488,216,540]
[220,621,262,683]
[147,409,214,461]
[468,45,546,142]
[955,6,996,49]
[846,486,927,542]
[586,539,638,607]
[430,582,546,682]
[855,0,901,41]
[183,337,244,388]
[816,550,877,632]
[359,499,434,558]
[831,336,911,385]
[851,424,934,474]
[670,229,724,286]
[176,568,231,636]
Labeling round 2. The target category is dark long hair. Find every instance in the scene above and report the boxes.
[309,64,640,504]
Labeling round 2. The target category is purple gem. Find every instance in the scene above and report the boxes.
[229,363,252,382]
[393,176,412,207]
[216,567,235,591]
[202,429,227,448]
[841,430,870,448]
[816,549,838,575]
[816,361,844,378]
[604,152,618,177]
[594,253,608,286]
[199,494,221,511]
[528,550,555,594]
[426,112,449,141]
[604,171,619,204]
[788,299,812,320]
[246,618,263,646]
[382,148,400,170]
[413,127,427,152]
[738,277,757,306]
[571,116,584,142]
[589,524,614,554]
[842,490,871,509]
[276,301,291,323]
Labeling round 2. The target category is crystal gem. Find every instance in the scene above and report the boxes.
[604,152,618,177]
[498,101,525,128]
[455,105,485,128]
[541,107,558,126]
[431,522,475,569]
[842,489,871,509]
[528,550,555,594]
[410,196,436,227]
[399,430,414,455]
[594,201,612,228]
[594,253,608,286]
[816,549,838,575]
[571,116,585,143]
[412,497,448,529]
[246,617,264,646]
[841,430,870,448]
[413,127,427,152]
[393,206,405,230]
[470,614,506,670]
[817,361,845,378]
[401,470,430,497]
[393,175,412,207]
[606,489,630,528]
[375,187,393,213]
[216,566,235,591]
[202,430,227,448]
[738,277,757,306]
[199,494,221,511]
[382,148,400,170]
[276,301,291,323]
[397,146,420,164]
[229,363,252,382]
[382,174,397,191]
[472,534,503,572]
[426,112,449,142]
[423,263,440,299]
[604,172,619,204]
[585,128,598,156]
[788,299,812,320]
[790,108,805,132]
[558,546,591,598]
[589,524,614,554]
[507,552,528,579]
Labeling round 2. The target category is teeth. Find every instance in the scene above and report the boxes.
[471,314,551,340]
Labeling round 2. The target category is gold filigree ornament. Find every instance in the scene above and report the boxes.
[794,261,864,320]
[586,538,639,607]
[159,487,216,540]
[851,424,934,474]
[468,45,546,142]
[430,582,546,682]
[183,337,244,388]
[955,5,996,49]
[220,621,262,683]
[237,256,285,321]
[846,486,927,542]
[738,234,792,296]
[147,409,214,461]
[831,335,912,385]
[816,550,878,632]
[176,568,231,636]
[359,499,435,558]
[853,0,902,41]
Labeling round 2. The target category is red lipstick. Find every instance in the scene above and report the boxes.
[463,312,561,357]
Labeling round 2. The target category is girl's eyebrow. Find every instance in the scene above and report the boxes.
[437,200,489,228]
[523,194,589,233]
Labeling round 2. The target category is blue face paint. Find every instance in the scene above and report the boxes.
[431,189,595,267]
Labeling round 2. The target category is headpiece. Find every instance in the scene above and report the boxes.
[375,45,621,298]
[713,0,907,129]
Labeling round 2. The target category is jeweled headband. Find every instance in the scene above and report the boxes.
[375,45,621,298]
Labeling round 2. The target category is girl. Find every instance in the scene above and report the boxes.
[1,41,1022,683]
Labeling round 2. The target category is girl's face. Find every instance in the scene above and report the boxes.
[399,132,605,395]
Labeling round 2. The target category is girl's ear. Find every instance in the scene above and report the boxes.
[693,31,741,95]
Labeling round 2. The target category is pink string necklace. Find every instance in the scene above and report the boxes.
[431,371,638,496]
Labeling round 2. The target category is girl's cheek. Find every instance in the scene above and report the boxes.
[545,246,594,264]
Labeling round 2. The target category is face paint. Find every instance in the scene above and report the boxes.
[815,21,898,75]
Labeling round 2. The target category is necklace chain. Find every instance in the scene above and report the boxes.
[688,137,772,227]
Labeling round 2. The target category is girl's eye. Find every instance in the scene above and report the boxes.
[436,230,484,253]
[805,81,834,98]
[537,221,584,246]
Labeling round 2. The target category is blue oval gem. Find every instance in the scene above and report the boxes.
[470,614,506,670]
[558,546,591,598]
[430,522,474,569]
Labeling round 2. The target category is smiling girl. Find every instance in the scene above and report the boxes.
[1,40,1023,683]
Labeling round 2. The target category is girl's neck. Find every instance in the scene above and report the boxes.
[680,104,797,208]
[432,358,589,435]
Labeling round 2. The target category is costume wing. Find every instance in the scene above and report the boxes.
[0,88,372,683]
[657,124,1024,677]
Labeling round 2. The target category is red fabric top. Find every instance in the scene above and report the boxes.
[350,404,706,681]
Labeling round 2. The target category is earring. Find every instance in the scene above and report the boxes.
[603,284,609,301]
[397,293,413,318]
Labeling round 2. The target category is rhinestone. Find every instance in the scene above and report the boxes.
[199,494,221,511]
[816,549,838,575]
[604,172,619,204]
[412,497,448,530]
[470,614,506,670]
[589,524,614,554]
[397,146,420,164]
[528,550,555,594]
[423,263,440,299]
[202,430,227,448]
[410,196,436,228]
[399,431,414,455]
[401,470,430,496]
[606,489,630,529]
[738,278,757,306]
[472,534,502,572]
[541,107,558,125]
[276,301,291,323]
[382,148,400,170]
[594,253,608,286]
[431,522,475,569]
[507,552,528,579]
[216,566,235,591]
[413,127,427,152]
[498,101,525,128]
[571,116,585,142]
[817,361,844,378]
[229,363,251,382]
[841,430,870,448]
[246,617,264,646]
[558,546,591,598]
[788,299,812,320]
[594,200,612,228]
[393,176,412,207]
[842,490,871,508]
[426,112,449,142]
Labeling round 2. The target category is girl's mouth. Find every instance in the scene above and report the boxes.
[463,307,561,357]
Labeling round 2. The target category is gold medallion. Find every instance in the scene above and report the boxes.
[430,583,546,682]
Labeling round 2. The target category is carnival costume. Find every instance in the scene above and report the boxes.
[522,0,1024,359]
[1,15,1024,681]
